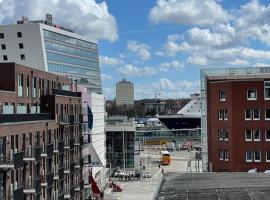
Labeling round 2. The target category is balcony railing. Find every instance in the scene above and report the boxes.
[0,113,52,123]
[41,143,54,157]
[52,89,81,98]
[0,151,24,169]
[24,146,41,161]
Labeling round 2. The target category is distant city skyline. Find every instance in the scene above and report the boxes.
[0,0,270,100]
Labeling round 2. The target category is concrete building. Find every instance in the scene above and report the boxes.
[116,79,134,110]
[201,67,270,172]
[0,63,87,199]
[0,15,102,94]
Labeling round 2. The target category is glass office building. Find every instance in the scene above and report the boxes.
[43,30,102,94]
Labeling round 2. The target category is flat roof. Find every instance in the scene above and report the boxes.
[158,172,270,200]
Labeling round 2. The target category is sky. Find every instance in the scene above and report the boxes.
[1,0,270,99]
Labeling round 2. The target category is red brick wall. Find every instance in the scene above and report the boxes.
[208,79,270,172]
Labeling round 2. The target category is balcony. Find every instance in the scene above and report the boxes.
[70,162,75,174]
[0,151,24,170]
[0,113,52,124]
[59,166,65,180]
[79,114,83,124]
[47,171,54,188]
[58,140,64,153]
[24,176,41,194]
[70,138,75,149]
[69,114,74,125]
[52,89,81,98]
[24,146,41,162]
[75,180,84,191]
[41,143,53,157]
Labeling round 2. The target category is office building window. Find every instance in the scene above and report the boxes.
[32,77,37,98]
[245,109,252,120]
[254,130,260,141]
[245,130,252,141]
[266,130,270,141]
[19,43,24,49]
[254,150,261,162]
[219,90,226,101]
[265,109,270,120]
[266,151,270,162]
[247,89,257,100]
[1,44,6,50]
[246,150,253,162]
[26,75,29,97]
[3,55,7,61]
[17,32,22,38]
[20,54,25,60]
[0,33,4,39]
[253,109,260,120]
[17,74,23,97]
[265,81,270,100]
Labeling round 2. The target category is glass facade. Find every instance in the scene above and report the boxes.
[106,131,135,168]
[43,30,102,94]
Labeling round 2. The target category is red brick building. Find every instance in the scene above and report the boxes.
[0,63,86,199]
[204,68,270,172]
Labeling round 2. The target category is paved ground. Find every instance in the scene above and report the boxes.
[104,169,162,200]
[158,172,270,200]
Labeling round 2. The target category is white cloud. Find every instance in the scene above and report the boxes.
[227,59,249,66]
[149,0,229,26]
[185,27,235,47]
[236,0,270,45]
[99,55,122,67]
[160,60,184,71]
[101,73,112,80]
[117,64,157,76]
[254,62,270,67]
[187,56,208,66]
[0,0,118,42]
[127,41,151,61]
[152,78,196,91]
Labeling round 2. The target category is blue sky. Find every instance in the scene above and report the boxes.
[1,0,270,99]
[97,0,270,99]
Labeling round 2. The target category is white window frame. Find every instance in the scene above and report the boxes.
[253,130,260,141]
[218,109,223,120]
[218,129,223,141]
[246,150,253,162]
[253,109,260,120]
[245,130,252,141]
[224,149,229,161]
[264,81,270,100]
[219,90,226,102]
[247,89,257,101]
[254,150,261,162]
[265,130,270,141]
[224,130,228,141]
[265,109,270,120]
[223,109,228,121]
[219,149,224,160]
[266,151,270,162]
[245,109,252,120]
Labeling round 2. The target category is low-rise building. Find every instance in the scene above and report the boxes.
[201,67,270,172]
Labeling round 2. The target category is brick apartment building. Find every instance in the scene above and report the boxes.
[0,62,86,199]
[201,67,270,172]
